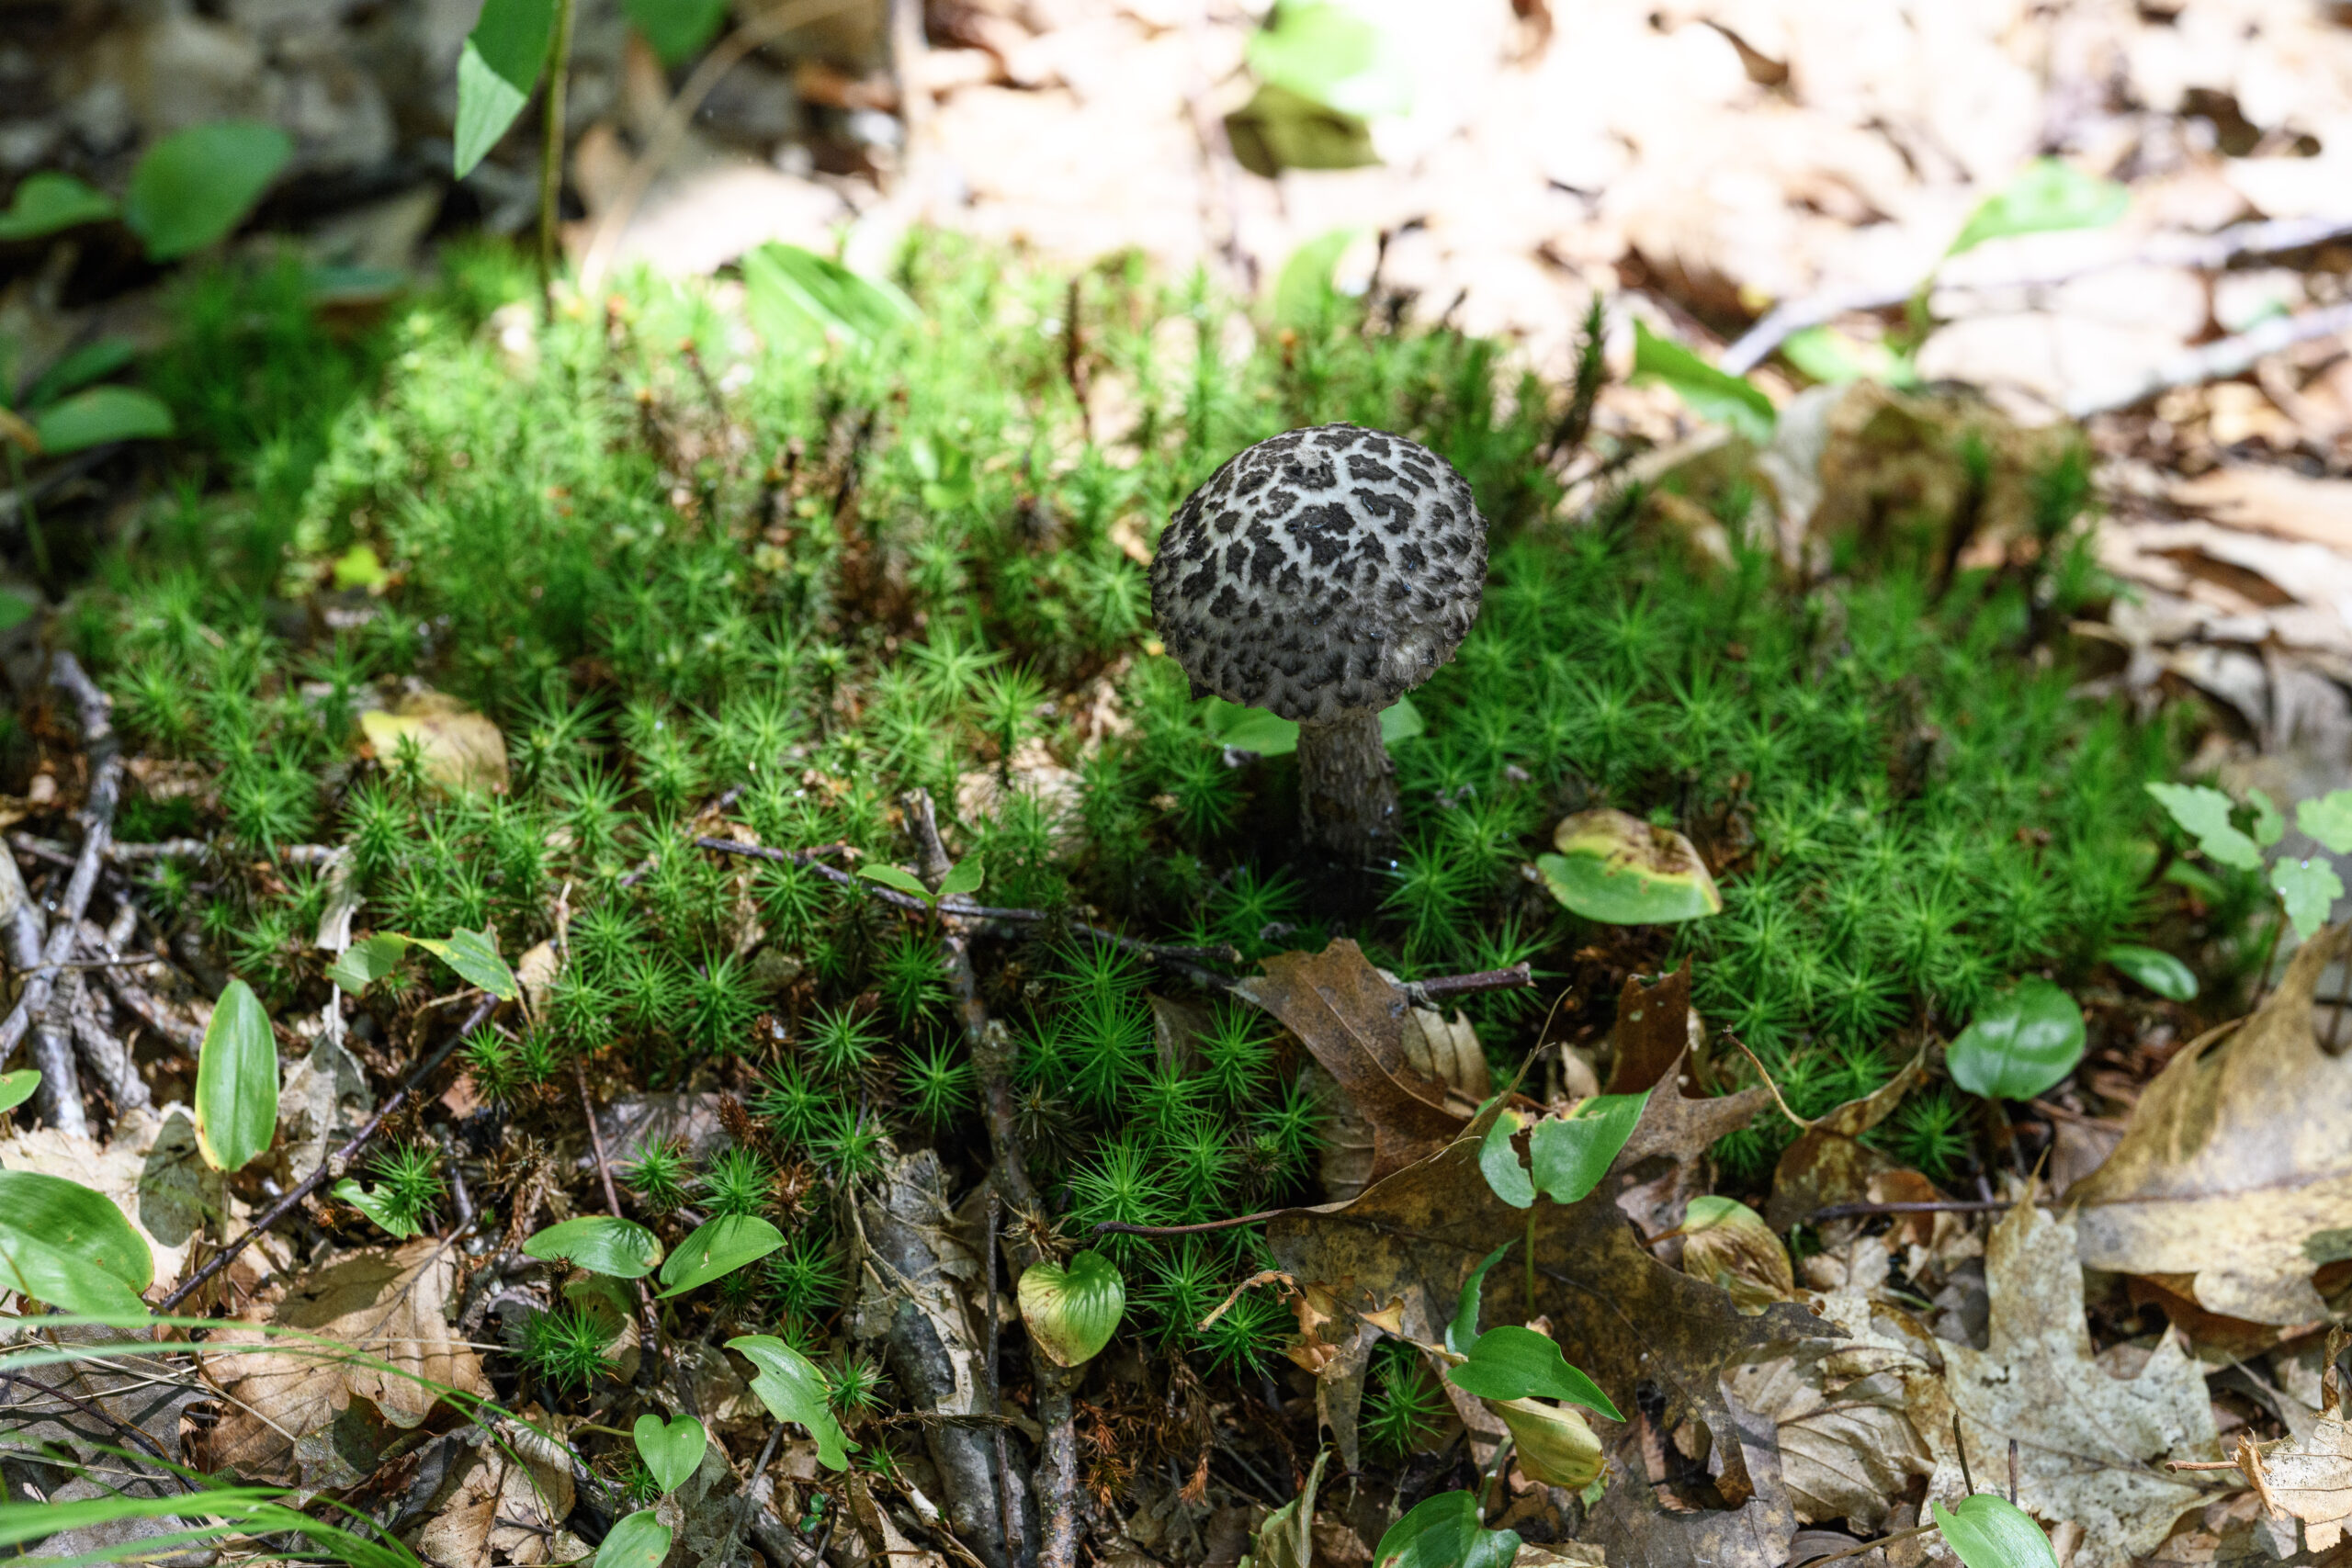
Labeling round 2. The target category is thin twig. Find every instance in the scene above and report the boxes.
[158,997,496,1313]
[1091,1208,1287,1239]
[1806,1199,2033,1224]
[2067,299,2352,419]
[0,1365,197,1493]
[577,1058,665,1390]
[985,1189,1020,1566]
[1790,1520,1939,1568]
[1403,964,1533,1006]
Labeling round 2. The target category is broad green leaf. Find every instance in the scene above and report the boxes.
[0,171,119,242]
[1537,807,1723,924]
[1948,157,2128,259]
[1372,1490,1521,1568]
[1379,694,1424,745]
[624,0,727,64]
[1446,1325,1623,1418]
[526,1215,664,1279]
[1631,320,1775,443]
[2248,789,2286,848]
[409,927,519,999]
[0,1068,37,1115]
[742,243,920,348]
[1018,1249,1126,1368]
[1780,325,1919,388]
[2102,943,2198,1002]
[334,1177,422,1238]
[123,121,292,261]
[860,863,934,902]
[1932,1494,2060,1568]
[1272,227,1361,328]
[2271,856,2345,942]
[1222,82,1379,177]
[1947,979,2086,1101]
[32,386,174,455]
[328,931,410,995]
[2297,790,2352,855]
[1528,1091,1649,1205]
[0,1487,416,1568]
[2145,783,2263,871]
[0,590,32,634]
[1447,1240,1514,1354]
[1246,0,1413,118]
[938,856,986,899]
[24,337,137,409]
[594,1507,674,1568]
[728,1334,856,1470]
[1239,1448,1327,1568]
[0,1168,153,1315]
[659,1213,784,1297]
[455,0,560,176]
[1476,1106,1533,1212]
[632,1412,707,1494]
[1488,1396,1603,1488]
[194,978,277,1173]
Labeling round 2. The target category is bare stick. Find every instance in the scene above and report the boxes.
[158,997,496,1312]
[1806,1199,2034,1224]
[2067,299,2352,419]
[985,1190,1021,1566]
[1789,1520,1939,1568]
[1404,964,1533,1006]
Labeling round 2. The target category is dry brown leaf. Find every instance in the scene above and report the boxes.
[2239,1416,2352,1551]
[359,690,508,794]
[196,1240,486,1485]
[1236,940,1470,1188]
[2169,467,2352,556]
[1761,1046,1928,1232]
[2068,922,2352,1325]
[1925,1201,2224,1568]
[1602,961,1695,1096]
[0,1104,223,1287]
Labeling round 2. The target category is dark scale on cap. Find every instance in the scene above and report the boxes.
[1149,423,1488,723]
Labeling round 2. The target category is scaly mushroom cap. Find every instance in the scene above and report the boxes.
[1150,423,1487,723]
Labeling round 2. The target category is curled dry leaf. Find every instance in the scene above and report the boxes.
[358,689,508,794]
[1761,1044,1928,1232]
[194,1239,487,1486]
[1927,1201,2222,1568]
[2235,1414,2352,1551]
[2068,922,2352,1325]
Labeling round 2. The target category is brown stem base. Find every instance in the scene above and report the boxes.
[1296,711,1399,871]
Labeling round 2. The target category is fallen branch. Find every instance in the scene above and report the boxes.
[2065,299,2352,418]
[157,995,497,1313]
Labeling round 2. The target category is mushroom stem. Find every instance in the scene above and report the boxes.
[1296,710,1400,867]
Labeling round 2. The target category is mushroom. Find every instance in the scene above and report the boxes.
[1150,423,1489,867]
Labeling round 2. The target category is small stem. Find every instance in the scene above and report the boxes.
[1795,1520,1940,1568]
[5,444,46,581]
[537,0,579,306]
[1523,1207,1536,1323]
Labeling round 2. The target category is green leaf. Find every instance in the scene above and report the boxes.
[1476,1106,1533,1212]
[0,590,33,634]
[408,927,519,999]
[1380,694,1424,746]
[728,1334,856,1470]
[1222,82,1379,178]
[742,243,921,348]
[0,172,119,243]
[1239,1448,1327,1568]
[1446,1325,1623,1419]
[0,1068,37,1115]
[1372,1490,1521,1568]
[1018,1250,1126,1368]
[1527,1091,1649,1205]
[525,1215,664,1280]
[594,1507,675,1568]
[1946,979,2086,1101]
[23,337,138,409]
[1537,808,1724,924]
[2297,790,2352,855]
[938,856,986,899]
[32,386,175,455]
[1246,0,1413,118]
[2145,783,2264,871]
[194,978,277,1173]
[1948,157,2128,259]
[632,1412,707,1495]
[0,1168,153,1315]
[2248,789,2286,848]
[334,1176,422,1238]
[1932,1494,2060,1568]
[334,543,388,592]
[1272,228,1362,328]
[2271,856,2345,942]
[123,121,292,261]
[624,0,727,64]
[2102,944,2198,1002]
[1780,325,1918,388]
[859,863,935,902]
[659,1213,785,1297]
[1631,320,1775,443]
[455,0,559,176]
[328,932,410,995]
[1446,1241,1514,1355]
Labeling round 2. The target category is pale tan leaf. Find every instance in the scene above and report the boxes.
[358,690,508,794]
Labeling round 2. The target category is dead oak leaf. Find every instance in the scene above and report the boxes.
[2237,1416,2352,1551]
[2068,922,2352,1326]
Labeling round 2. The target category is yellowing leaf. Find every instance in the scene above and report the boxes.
[359,691,508,794]
[1537,809,1723,925]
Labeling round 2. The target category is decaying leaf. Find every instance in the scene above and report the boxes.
[2236,1415,2352,1551]
[0,1103,224,1285]
[2068,922,2352,1325]
[1602,961,1697,1095]
[1236,940,1472,1188]
[195,1239,487,1485]
[1536,809,1724,925]
[1927,1201,2223,1568]
[1761,1045,1928,1232]
[414,1422,583,1568]
[358,690,508,794]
